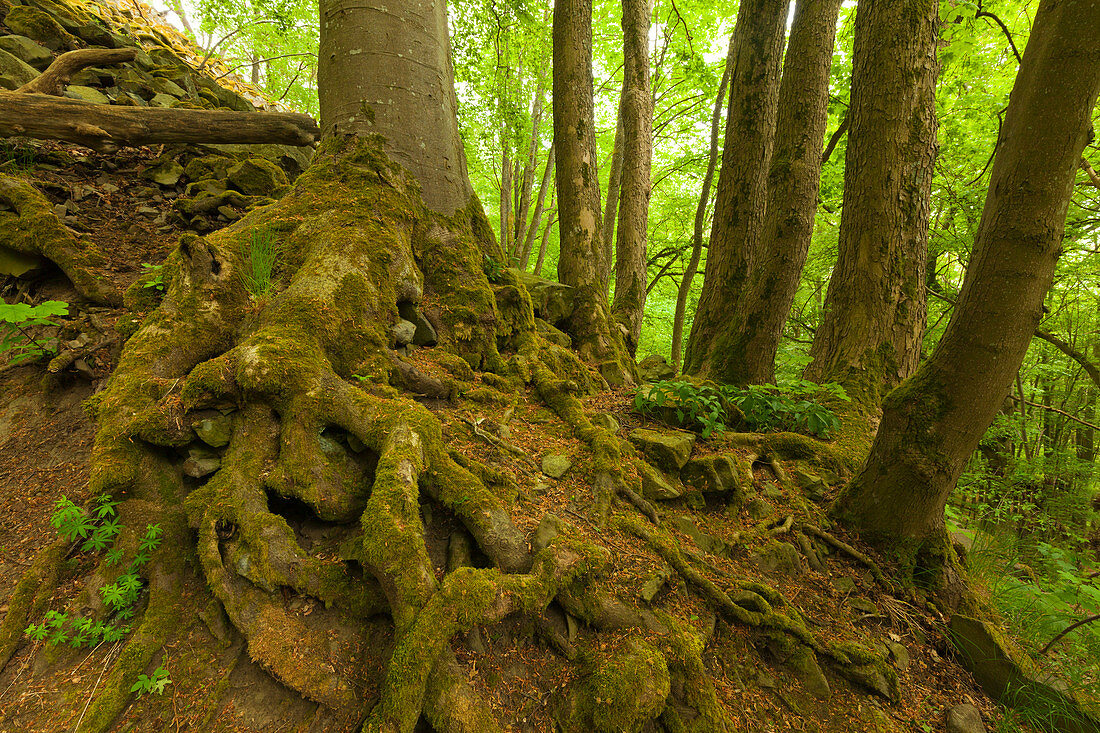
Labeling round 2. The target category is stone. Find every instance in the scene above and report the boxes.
[831,575,857,595]
[628,428,695,472]
[599,360,630,389]
[69,23,121,48]
[681,454,740,495]
[227,158,289,196]
[541,454,572,479]
[590,413,620,432]
[638,461,680,501]
[512,269,575,325]
[785,643,831,701]
[183,447,221,479]
[949,614,1100,733]
[793,467,830,502]
[534,317,571,348]
[196,143,313,179]
[63,85,109,105]
[752,541,803,576]
[148,76,187,98]
[533,513,564,553]
[3,6,77,51]
[0,245,48,278]
[946,703,986,733]
[397,302,438,346]
[745,497,771,519]
[639,566,671,603]
[848,596,879,614]
[192,415,232,448]
[184,155,235,182]
[564,638,669,732]
[142,159,185,187]
[886,641,910,671]
[637,353,675,382]
[390,319,416,346]
[0,47,39,89]
[0,35,52,69]
[148,92,178,108]
[670,516,726,556]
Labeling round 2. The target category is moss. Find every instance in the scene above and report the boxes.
[559,637,670,732]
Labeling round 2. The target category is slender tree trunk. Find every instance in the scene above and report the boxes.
[701,0,842,386]
[535,207,557,277]
[514,71,548,259]
[554,0,633,379]
[802,0,938,404]
[520,144,556,270]
[683,0,789,375]
[500,143,513,253]
[610,0,654,354]
[601,112,625,286]
[670,36,733,374]
[318,0,471,213]
[835,0,1100,578]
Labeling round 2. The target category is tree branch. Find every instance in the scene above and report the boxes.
[1007,394,1100,432]
[17,48,138,96]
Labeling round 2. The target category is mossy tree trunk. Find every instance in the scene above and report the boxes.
[609,0,653,355]
[553,0,635,383]
[802,0,938,405]
[834,0,1100,584]
[701,0,842,387]
[683,0,788,378]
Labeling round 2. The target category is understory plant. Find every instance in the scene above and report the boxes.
[0,300,68,366]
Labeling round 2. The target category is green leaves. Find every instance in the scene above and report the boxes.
[0,300,68,366]
[130,665,171,696]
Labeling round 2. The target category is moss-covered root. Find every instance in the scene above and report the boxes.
[798,523,893,592]
[0,538,67,669]
[365,540,604,733]
[0,175,120,305]
[74,574,180,733]
[657,612,736,733]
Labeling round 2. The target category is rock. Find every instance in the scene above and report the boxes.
[192,415,232,448]
[590,413,619,432]
[638,461,680,501]
[560,638,670,731]
[946,703,986,733]
[681,454,740,496]
[196,143,313,179]
[184,155,235,182]
[0,35,52,69]
[142,159,185,187]
[390,319,416,346]
[745,497,771,519]
[857,703,899,732]
[0,48,39,89]
[831,575,857,595]
[838,661,899,703]
[136,206,159,217]
[183,446,221,478]
[148,92,178,108]
[886,641,910,670]
[541,454,572,479]
[628,428,695,472]
[63,85,109,105]
[148,76,187,98]
[227,158,289,196]
[534,316,571,348]
[670,516,726,556]
[639,566,671,603]
[3,6,77,51]
[949,614,1100,733]
[533,513,564,553]
[397,302,438,346]
[848,596,879,614]
[0,245,49,278]
[793,467,830,502]
[752,541,803,576]
[512,269,575,326]
[784,643,831,701]
[69,23,122,48]
[637,353,675,382]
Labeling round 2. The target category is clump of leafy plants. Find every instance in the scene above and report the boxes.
[0,300,68,366]
[139,263,165,292]
[24,495,164,664]
[482,254,504,283]
[633,378,847,439]
[131,664,171,697]
[241,227,280,297]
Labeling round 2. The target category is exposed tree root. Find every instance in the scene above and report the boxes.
[798,523,893,592]
[0,538,67,669]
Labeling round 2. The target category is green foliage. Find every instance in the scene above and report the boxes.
[633,379,846,439]
[130,664,171,696]
[241,227,280,297]
[0,300,67,366]
[0,140,36,172]
[27,498,162,649]
[482,254,504,283]
[139,263,165,292]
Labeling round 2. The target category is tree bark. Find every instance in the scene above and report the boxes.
[534,208,557,277]
[553,0,633,378]
[0,91,319,151]
[803,0,938,405]
[17,48,138,96]
[610,0,654,354]
[835,0,1100,573]
[683,0,789,376]
[601,112,625,289]
[514,70,548,258]
[670,35,733,374]
[700,0,842,386]
[519,144,555,270]
[318,0,472,213]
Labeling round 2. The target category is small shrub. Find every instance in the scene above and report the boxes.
[0,300,67,366]
[242,227,280,297]
[139,263,165,291]
[130,665,171,696]
[483,254,504,283]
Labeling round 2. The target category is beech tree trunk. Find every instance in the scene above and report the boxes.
[683,0,789,376]
[519,144,555,270]
[835,0,1100,575]
[802,0,938,404]
[601,113,625,289]
[514,71,547,258]
[554,0,634,379]
[610,0,653,355]
[700,0,842,386]
[670,35,733,374]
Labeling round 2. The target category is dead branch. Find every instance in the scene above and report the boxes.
[17,48,138,96]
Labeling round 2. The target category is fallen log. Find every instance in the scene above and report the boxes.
[0,91,319,151]
[17,48,139,96]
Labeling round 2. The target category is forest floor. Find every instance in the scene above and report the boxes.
[0,140,1015,732]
